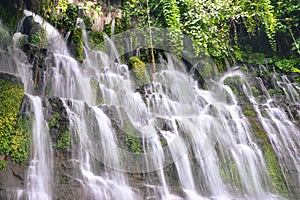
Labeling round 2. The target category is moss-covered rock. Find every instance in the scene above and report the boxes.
[47,97,70,152]
[219,158,242,192]
[249,118,289,198]
[128,56,147,85]
[68,28,84,62]
[0,73,30,166]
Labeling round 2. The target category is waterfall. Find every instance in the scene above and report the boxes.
[247,76,300,193]
[25,95,53,200]
[161,130,205,200]
[62,100,136,200]
[0,10,299,200]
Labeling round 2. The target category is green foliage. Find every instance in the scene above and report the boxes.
[0,160,7,170]
[49,113,60,129]
[88,30,105,49]
[274,57,300,73]
[270,0,300,56]
[49,112,70,150]
[0,78,30,164]
[44,0,102,34]
[125,134,141,154]
[122,0,278,59]
[10,116,31,163]
[52,129,70,150]
[28,29,47,47]
[179,0,232,57]
[128,56,147,84]
[56,0,68,13]
[77,1,102,20]
[70,28,84,62]
[272,0,300,35]
[241,0,277,50]
[45,1,77,34]
[161,0,183,56]
[124,120,141,154]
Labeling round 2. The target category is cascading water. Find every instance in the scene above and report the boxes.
[62,100,137,200]
[0,9,299,200]
[246,75,300,194]
[25,95,53,200]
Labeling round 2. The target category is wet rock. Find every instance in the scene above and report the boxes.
[0,160,27,199]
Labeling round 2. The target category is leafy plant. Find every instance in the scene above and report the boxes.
[49,113,60,128]
[124,120,141,154]
[122,0,278,60]
[161,0,183,56]
[125,134,141,154]
[0,160,7,170]
[0,78,30,164]
[53,129,70,150]
[275,58,300,73]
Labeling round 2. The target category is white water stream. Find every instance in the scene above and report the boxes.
[0,11,299,200]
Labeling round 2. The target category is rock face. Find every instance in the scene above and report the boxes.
[0,161,27,199]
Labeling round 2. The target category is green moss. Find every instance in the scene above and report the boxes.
[124,120,141,154]
[251,86,260,96]
[161,139,167,147]
[243,104,257,117]
[125,134,141,154]
[268,89,275,96]
[128,56,146,85]
[240,65,248,73]
[243,109,256,117]
[70,28,84,62]
[223,76,245,98]
[219,159,242,189]
[249,118,289,197]
[201,61,218,80]
[0,78,30,164]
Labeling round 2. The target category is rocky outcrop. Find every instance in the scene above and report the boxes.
[0,160,27,199]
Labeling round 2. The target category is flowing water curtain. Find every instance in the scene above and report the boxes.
[2,2,300,200]
[26,95,53,200]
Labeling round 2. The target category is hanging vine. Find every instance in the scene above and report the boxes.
[161,0,183,57]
